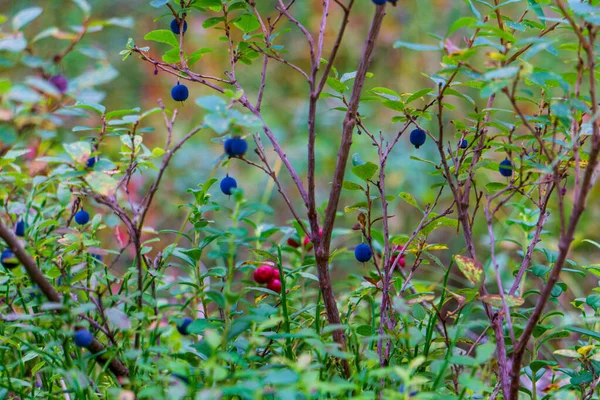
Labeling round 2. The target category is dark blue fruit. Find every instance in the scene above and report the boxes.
[74,209,90,225]
[91,253,103,263]
[459,139,468,149]
[1,249,19,269]
[171,84,189,102]
[410,129,426,149]
[354,243,372,263]
[224,137,248,157]
[372,0,387,4]
[170,18,188,35]
[86,156,97,168]
[499,158,513,177]
[220,176,237,195]
[15,219,25,237]
[177,317,193,335]
[49,74,68,94]
[74,329,93,347]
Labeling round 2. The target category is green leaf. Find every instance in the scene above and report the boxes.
[196,95,227,112]
[73,102,106,115]
[342,181,364,191]
[12,7,43,31]
[203,17,225,29]
[352,162,378,181]
[566,327,600,341]
[233,14,260,33]
[485,182,507,193]
[150,0,169,7]
[356,325,372,336]
[393,41,440,51]
[351,153,365,167]
[454,254,484,287]
[195,0,222,8]
[483,66,519,81]
[0,34,27,52]
[405,88,433,105]
[326,77,348,94]
[447,17,476,36]
[143,29,179,47]
[86,172,118,196]
[398,192,421,211]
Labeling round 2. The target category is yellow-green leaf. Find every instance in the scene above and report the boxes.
[454,254,484,287]
[86,171,118,196]
[479,294,524,308]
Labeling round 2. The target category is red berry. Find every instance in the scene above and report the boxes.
[303,236,313,249]
[287,237,300,248]
[398,257,406,268]
[267,279,281,293]
[271,268,281,280]
[253,265,274,284]
[303,228,323,250]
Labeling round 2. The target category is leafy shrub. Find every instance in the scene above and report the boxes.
[2,1,600,399]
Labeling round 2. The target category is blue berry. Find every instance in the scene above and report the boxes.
[86,156,97,168]
[410,129,427,149]
[1,249,19,269]
[220,176,237,195]
[177,317,193,335]
[171,84,189,102]
[459,139,468,149]
[170,18,188,35]
[224,137,248,157]
[499,158,513,177]
[354,243,372,263]
[91,253,103,263]
[15,219,25,237]
[372,0,387,4]
[74,329,93,347]
[49,74,68,94]
[74,209,90,225]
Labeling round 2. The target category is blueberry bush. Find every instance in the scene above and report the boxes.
[2,0,600,399]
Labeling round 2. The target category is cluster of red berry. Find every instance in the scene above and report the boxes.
[253,264,282,293]
[286,228,322,251]
[388,245,407,269]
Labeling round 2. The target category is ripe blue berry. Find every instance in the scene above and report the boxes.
[410,129,427,149]
[49,74,68,94]
[170,18,188,35]
[171,83,189,102]
[91,253,103,263]
[1,249,19,269]
[15,219,25,237]
[86,156,97,168]
[177,317,193,335]
[354,243,372,263]
[499,158,513,177]
[74,329,93,347]
[220,176,237,195]
[224,137,248,157]
[459,139,468,149]
[74,209,90,225]
[372,0,387,4]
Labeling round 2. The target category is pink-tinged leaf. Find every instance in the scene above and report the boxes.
[454,254,484,287]
[480,294,524,308]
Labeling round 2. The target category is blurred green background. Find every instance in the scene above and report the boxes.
[2,0,599,297]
